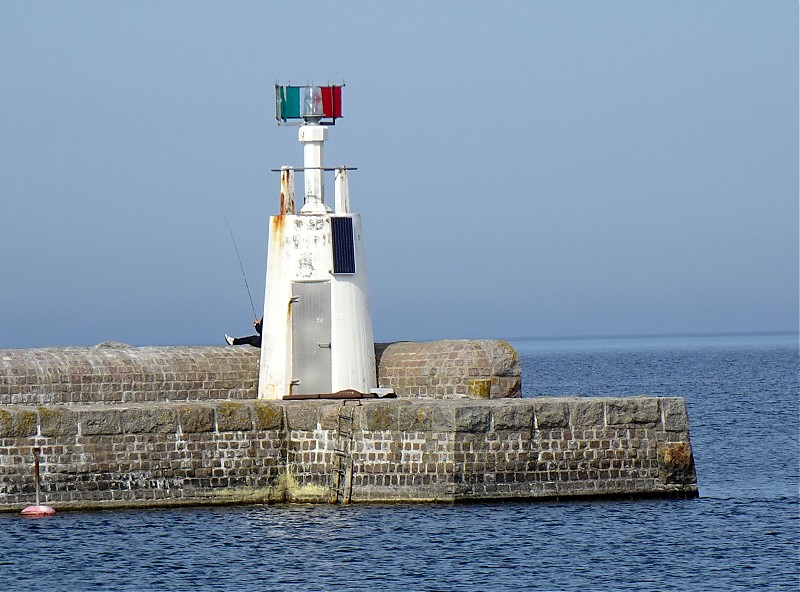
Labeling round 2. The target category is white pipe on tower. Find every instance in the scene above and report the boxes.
[334,167,350,214]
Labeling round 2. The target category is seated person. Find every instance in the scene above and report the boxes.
[225,317,262,348]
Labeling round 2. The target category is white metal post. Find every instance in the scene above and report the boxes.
[298,125,328,214]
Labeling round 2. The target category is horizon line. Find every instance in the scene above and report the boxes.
[497,329,799,343]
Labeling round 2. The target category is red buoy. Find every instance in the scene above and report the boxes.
[21,504,56,517]
[20,447,56,518]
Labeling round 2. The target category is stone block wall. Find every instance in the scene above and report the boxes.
[0,344,259,406]
[375,340,521,399]
[0,401,286,509]
[0,340,521,406]
[0,397,696,510]
[288,397,695,501]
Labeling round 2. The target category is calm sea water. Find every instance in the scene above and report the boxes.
[1,334,797,591]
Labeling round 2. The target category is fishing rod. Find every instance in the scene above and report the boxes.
[224,217,258,321]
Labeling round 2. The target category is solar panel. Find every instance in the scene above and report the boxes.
[331,216,356,274]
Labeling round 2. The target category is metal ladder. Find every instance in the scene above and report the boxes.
[330,401,359,504]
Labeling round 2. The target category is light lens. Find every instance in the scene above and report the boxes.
[301,87,324,117]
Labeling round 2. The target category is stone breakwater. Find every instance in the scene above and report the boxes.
[376,340,521,399]
[0,341,697,510]
[0,397,696,510]
[0,340,521,406]
[0,344,259,406]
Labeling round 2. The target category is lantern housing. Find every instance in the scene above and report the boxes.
[276,84,343,125]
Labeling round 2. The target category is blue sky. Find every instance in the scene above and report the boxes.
[0,1,797,348]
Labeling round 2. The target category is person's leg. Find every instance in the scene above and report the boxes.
[234,335,261,347]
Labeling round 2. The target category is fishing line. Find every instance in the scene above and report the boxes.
[224,216,258,320]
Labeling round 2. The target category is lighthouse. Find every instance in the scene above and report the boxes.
[258,84,377,399]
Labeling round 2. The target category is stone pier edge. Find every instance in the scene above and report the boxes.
[0,397,698,511]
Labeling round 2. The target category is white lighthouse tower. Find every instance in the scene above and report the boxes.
[258,84,376,399]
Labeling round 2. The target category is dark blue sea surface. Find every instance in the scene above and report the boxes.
[1,334,797,591]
